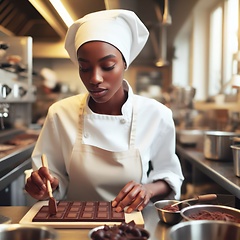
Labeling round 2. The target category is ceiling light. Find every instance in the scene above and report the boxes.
[49,0,74,27]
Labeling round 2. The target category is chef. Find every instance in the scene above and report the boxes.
[25,9,184,213]
[32,68,61,125]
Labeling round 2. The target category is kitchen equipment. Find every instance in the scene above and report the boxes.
[41,154,57,215]
[173,86,196,108]
[231,145,240,177]
[180,204,240,223]
[154,200,190,225]
[171,194,217,207]
[0,224,57,240]
[0,36,35,129]
[176,129,205,146]
[204,131,240,161]
[0,42,8,59]
[0,84,12,99]
[168,220,240,240]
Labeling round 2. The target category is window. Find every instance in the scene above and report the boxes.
[208,0,239,96]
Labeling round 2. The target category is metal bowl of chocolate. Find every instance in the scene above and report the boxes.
[168,220,240,240]
[89,220,150,240]
[154,200,190,225]
[0,224,58,240]
[180,204,240,224]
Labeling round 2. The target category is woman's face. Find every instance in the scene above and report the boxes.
[77,41,126,104]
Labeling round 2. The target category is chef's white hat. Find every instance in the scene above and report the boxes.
[65,9,149,68]
[40,68,58,89]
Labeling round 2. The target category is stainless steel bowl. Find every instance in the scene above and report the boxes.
[204,131,240,161]
[154,200,190,225]
[180,204,240,223]
[231,145,240,177]
[168,220,240,240]
[177,129,205,146]
[0,224,58,240]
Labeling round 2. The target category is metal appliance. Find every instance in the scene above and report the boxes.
[0,36,36,206]
[0,36,35,130]
[169,85,197,128]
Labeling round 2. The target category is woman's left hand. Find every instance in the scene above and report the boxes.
[112,180,153,213]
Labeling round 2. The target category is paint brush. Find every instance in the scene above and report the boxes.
[41,154,57,215]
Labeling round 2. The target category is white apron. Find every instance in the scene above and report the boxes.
[67,94,142,201]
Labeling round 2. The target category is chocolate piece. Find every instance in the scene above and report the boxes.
[32,201,125,222]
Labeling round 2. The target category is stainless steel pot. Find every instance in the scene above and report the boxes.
[204,131,240,161]
[231,145,240,177]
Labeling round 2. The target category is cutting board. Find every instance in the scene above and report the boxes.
[19,201,144,229]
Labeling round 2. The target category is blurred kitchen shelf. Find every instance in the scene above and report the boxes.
[194,102,240,111]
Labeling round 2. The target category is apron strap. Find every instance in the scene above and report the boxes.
[129,96,137,149]
[79,93,88,141]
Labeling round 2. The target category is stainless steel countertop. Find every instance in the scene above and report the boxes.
[176,144,240,200]
[0,204,172,240]
[0,128,38,191]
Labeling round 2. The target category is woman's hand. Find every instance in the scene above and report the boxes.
[112,180,153,213]
[25,167,59,200]
[112,180,172,213]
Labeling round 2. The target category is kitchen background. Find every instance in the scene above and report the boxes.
[0,0,240,206]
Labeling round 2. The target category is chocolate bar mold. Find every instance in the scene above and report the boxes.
[32,201,125,222]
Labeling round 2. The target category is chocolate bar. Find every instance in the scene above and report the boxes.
[32,201,125,222]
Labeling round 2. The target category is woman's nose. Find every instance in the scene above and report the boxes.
[90,68,103,85]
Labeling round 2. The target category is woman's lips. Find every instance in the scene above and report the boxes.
[89,88,108,98]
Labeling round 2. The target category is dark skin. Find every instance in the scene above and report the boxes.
[25,41,172,213]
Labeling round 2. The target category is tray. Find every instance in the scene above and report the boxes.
[19,201,144,229]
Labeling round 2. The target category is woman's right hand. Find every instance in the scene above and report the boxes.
[25,167,59,200]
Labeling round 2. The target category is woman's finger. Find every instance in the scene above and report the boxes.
[114,183,148,212]
[112,181,137,208]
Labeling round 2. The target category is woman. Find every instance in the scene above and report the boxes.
[25,9,184,213]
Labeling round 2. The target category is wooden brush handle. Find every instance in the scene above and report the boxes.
[197,194,217,201]
[41,154,53,198]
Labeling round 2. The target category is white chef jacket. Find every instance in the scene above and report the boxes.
[31,80,184,200]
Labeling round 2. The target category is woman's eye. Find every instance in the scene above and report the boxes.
[102,64,115,71]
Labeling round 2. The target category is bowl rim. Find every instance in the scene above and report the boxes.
[180,204,240,221]
[231,144,240,149]
[88,226,105,238]
[204,131,240,136]
[0,224,58,235]
[168,219,240,236]
[154,200,181,212]
[154,200,190,213]
[177,129,205,135]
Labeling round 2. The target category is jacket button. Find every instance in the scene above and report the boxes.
[120,118,126,124]
[84,133,89,138]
